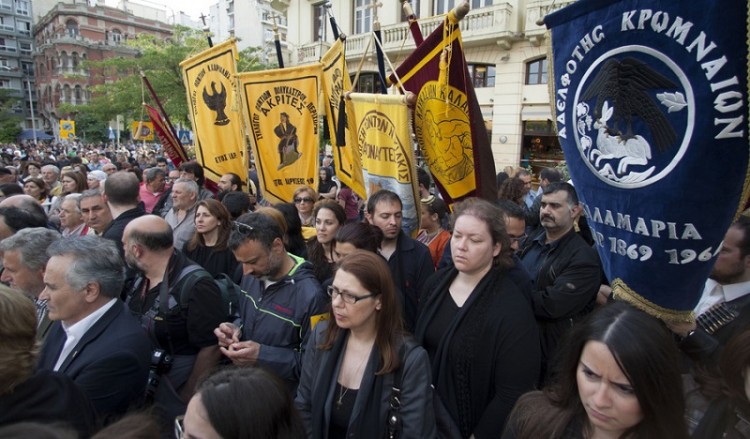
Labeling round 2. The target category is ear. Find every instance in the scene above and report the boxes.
[492,241,501,258]
[83,281,101,303]
[570,203,583,218]
[374,296,382,311]
[364,211,372,224]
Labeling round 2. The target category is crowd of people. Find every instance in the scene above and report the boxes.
[0,141,747,439]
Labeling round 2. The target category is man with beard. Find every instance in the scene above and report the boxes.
[364,190,434,332]
[217,172,242,199]
[122,215,224,424]
[214,212,327,392]
[519,182,601,383]
[672,216,750,364]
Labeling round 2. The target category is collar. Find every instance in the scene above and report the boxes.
[61,298,117,340]
[715,278,750,302]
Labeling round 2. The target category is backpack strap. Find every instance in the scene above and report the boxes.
[174,265,213,311]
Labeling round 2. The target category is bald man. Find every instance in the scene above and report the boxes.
[122,216,224,421]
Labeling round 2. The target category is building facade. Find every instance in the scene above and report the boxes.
[0,0,37,132]
[209,0,287,64]
[32,3,171,135]
[287,0,574,173]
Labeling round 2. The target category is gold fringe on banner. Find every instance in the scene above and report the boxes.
[611,278,695,323]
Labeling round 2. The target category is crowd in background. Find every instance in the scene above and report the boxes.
[0,140,746,439]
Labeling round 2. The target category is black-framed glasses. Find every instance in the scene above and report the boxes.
[294,197,314,204]
[232,221,254,233]
[509,234,528,244]
[327,285,375,304]
[174,415,184,439]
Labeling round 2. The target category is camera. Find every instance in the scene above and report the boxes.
[144,349,173,404]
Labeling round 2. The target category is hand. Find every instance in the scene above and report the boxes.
[596,285,612,307]
[214,322,240,348]
[220,340,261,366]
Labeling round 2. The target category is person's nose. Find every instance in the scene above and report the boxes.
[590,384,612,408]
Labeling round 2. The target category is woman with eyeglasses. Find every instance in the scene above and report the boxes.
[183,199,240,279]
[417,195,451,269]
[414,198,540,438]
[307,200,346,284]
[296,250,436,438]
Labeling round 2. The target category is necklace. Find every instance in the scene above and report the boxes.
[335,349,370,409]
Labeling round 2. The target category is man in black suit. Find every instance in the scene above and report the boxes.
[37,236,150,422]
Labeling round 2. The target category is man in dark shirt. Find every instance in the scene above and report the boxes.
[123,215,224,422]
[365,190,434,331]
[519,182,601,381]
[101,171,145,255]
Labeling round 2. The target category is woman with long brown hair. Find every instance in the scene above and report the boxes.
[183,199,239,278]
[296,250,436,438]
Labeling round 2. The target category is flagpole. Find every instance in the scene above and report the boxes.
[199,13,213,47]
[369,1,387,94]
[140,72,180,143]
[325,2,340,40]
[401,0,423,46]
[272,15,284,68]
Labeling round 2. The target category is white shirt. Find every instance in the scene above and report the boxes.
[53,298,118,371]
[694,278,750,315]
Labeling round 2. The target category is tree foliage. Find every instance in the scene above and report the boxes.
[0,89,22,143]
[70,26,273,133]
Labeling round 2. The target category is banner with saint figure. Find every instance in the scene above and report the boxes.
[238,64,322,204]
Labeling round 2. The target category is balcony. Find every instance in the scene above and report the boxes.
[298,3,514,64]
[525,0,576,45]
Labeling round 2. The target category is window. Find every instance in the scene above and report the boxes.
[15,0,29,16]
[21,61,32,75]
[74,85,82,102]
[60,51,69,70]
[0,79,10,88]
[526,57,548,85]
[17,20,30,36]
[110,29,122,44]
[313,3,327,42]
[63,84,71,102]
[66,19,79,37]
[0,16,13,31]
[19,41,30,54]
[0,0,10,10]
[468,64,495,88]
[471,0,492,8]
[433,0,456,15]
[71,52,79,70]
[351,72,382,93]
[353,0,372,34]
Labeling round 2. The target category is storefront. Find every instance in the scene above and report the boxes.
[520,106,564,176]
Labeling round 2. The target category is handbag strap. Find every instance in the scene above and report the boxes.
[387,342,409,439]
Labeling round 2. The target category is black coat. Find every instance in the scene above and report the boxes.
[295,322,436,439]
[415,266,541,439]
[519,227,601,375]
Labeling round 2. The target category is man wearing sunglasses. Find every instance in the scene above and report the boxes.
[214,213,327,393]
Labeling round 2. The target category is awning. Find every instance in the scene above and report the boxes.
[18,129,54,141]
[521,106,552,121]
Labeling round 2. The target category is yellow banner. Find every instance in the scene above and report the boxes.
[180,39,246,187]
[131,121,154,141]
[59,120,75,140]
[320,39,366,199]
[349,93,420,235]
[238,64,321,204]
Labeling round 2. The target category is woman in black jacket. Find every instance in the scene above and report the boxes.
[415,198,540,438]
[296,250,436,438]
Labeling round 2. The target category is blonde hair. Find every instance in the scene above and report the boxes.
[0,285,38,394]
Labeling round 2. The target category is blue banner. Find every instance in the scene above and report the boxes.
[546,0,749,320]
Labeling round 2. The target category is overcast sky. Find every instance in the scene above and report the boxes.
[104,0,212,21]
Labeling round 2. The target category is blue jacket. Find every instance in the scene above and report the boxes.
[238,253,328,391]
